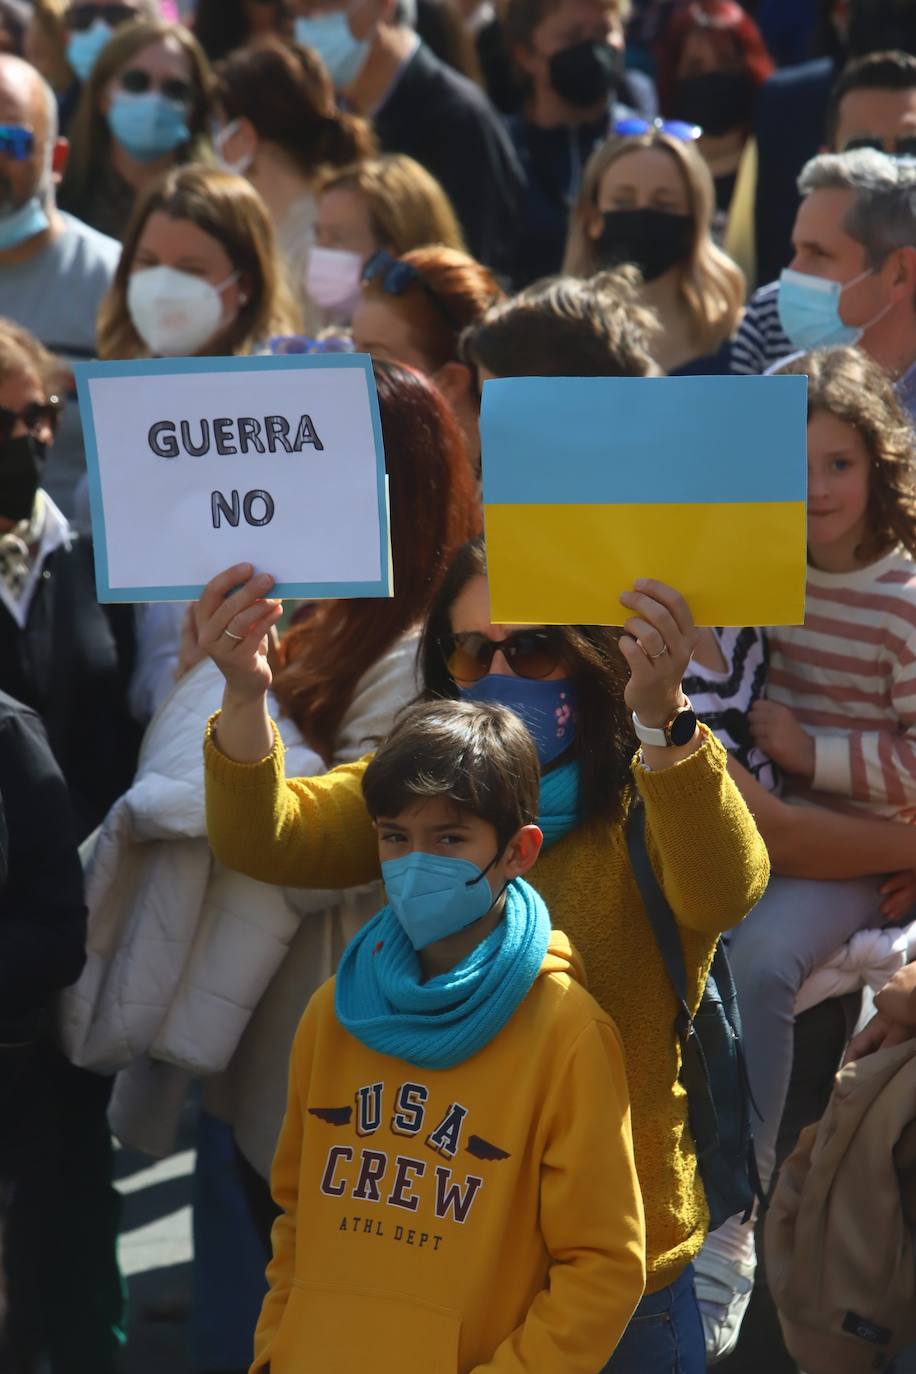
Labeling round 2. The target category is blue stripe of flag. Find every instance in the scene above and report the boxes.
[480,374,808,507]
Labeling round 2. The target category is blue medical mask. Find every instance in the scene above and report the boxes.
[67,19,114,83]
[381,851,501,950]
[777,266,880,350]
[458,675,578,767]
[107,92,190,163]
[294,11,370,89]
[0,195,49,250]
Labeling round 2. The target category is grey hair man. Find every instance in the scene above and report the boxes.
[286,0,525,276]
[0,53,119,518]
[776,148,916,415]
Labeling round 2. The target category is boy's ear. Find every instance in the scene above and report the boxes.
[503,823,543,878]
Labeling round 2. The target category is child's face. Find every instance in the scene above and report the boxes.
[374,796,541,894]
[806,409,871,563]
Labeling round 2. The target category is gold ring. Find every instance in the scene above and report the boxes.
[649,644,669,660]
[223,628,245,642]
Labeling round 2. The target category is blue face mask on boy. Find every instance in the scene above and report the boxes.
[107,92,190,163]
[458,676,578,767]
[381,851,501,950]
[294,10,370,89]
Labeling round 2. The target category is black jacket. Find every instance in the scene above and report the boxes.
[0,691,87,1042]
[374,42,525,279]
[0,535,140,841]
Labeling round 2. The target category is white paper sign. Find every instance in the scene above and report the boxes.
[75,353,391,602]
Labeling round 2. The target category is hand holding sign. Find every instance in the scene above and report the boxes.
[618,579,699,729]
[197,563,281,702]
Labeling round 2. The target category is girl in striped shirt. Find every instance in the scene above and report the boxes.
[696,345,916,1358]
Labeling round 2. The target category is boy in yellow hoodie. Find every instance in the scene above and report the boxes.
[252,699,645,1374]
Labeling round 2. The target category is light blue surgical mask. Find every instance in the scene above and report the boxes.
[107,91,190,163]
[67,19,114,83]
[294,10,370,89]
[381,850,501,950]
[777,266,878,350]
[0,196,49,250]
[458,676,578,767]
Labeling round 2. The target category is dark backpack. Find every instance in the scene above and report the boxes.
[626,803,764,1232]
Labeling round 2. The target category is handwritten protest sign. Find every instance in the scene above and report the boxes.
[480,374,808,626]
[75,353,390,603]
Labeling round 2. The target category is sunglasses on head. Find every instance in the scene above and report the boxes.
[65,3,136,31]
[613,116,702,142]
[120,68,193,104]
[0,125,34,161]
[439,628,566,683]
[361,249,463,332]
[845,134,916,158]
[0,396,62,445]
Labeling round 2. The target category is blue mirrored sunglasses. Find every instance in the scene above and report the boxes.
[0,125,35,161]
[361,249,463,332]
[269,335,355,355]
[613,117,702,142]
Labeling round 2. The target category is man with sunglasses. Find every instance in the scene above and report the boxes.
[289,0,525,279]
[0,55,119,522]
[503,0,657,285]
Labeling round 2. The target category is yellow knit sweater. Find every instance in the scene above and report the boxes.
[204,720,769,1293]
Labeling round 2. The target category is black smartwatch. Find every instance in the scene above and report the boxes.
[631,698,698,748]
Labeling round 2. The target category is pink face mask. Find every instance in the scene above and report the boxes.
[305,246,364,314]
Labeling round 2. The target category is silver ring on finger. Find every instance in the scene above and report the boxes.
[223,628,246,642]
[649,643,669,661]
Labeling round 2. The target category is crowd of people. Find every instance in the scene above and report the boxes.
[0,0,915,1372]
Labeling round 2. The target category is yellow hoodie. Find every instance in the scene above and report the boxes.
[252,930,646,1374]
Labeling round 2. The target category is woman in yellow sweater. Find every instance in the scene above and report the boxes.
[199,537,770,1374]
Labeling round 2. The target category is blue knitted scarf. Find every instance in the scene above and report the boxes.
[335,877,551,1069]
[333,763,581,1069]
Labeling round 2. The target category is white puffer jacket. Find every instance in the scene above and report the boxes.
[60,636,420,1155]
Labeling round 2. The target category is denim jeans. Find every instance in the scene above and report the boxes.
[601,1264,706,1374]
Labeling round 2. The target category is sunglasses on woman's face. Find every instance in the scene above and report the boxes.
[120,68,193,104]
[65,4,136,31]
[439,628,566,683]
[361,249,463,332]
[613,116,702,142]
[0,396,62,444]
[845,134,916,158]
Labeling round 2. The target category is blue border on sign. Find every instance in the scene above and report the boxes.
[73,352,391,603]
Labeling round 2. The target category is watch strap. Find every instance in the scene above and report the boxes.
[632,698,694,748]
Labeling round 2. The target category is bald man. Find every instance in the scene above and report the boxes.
[0,54,118,520]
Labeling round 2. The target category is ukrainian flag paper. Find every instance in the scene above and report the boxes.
[481,374,808,626]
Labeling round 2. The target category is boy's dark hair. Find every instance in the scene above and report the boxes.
[460,269,658,380]
[362,700,540,848]
[505,0,629,49]
[828,50,916,146]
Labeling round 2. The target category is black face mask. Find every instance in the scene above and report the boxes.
[0,435,45,524]
[596,208,693,282]
[672,71,755,137]
[549,40,623,109]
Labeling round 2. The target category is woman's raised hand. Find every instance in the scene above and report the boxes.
[196,563,283,704]
[617,579,699,728]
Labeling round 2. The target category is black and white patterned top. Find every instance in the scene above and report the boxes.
[683,626,779,793]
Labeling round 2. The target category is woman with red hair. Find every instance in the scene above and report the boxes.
[352,245,504,482]
[657,0,774,215]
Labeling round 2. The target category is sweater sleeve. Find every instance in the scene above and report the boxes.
[204,715,380,889]
[634,725,770,935]
[250,1001,313,1374]
[472,1017,646,1374]
[812,652,916,808]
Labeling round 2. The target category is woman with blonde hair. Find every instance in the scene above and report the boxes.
[98,162,299,363]
[306,153,466,322]
[59,17,212,240]
[564,124,745,374]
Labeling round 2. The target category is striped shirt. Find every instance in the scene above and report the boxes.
[730,281,794,376]
[768,550,916,818]
[684,626,779,792]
